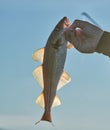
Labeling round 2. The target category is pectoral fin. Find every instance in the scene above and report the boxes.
[32,48,44,63]
[67,42,74,49]
[36,93,61,108]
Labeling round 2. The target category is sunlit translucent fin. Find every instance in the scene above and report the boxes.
[67,42,74,49]
[36,93,61,109]
[36,92,44,108]
[33,65,43,88]
[57,71,71,90]
[32,48,44,63]
[52,95,61,108]
[33,66,71,90]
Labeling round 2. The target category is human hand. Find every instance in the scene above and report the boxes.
[65,20,104,53]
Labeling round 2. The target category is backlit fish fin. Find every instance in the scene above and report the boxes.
[57,71,71,90]
[36,94,61,109]
[33,65,43,88]
[36,92,44,108]
[32,48,44,63]
[67,42,74,49]
[52,95,61,108]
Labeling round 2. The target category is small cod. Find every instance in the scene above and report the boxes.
[32,17,73,124]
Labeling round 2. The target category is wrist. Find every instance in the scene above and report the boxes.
[96,31,110,57]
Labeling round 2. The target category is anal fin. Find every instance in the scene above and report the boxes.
[33,66,71,90]
[36,93,61,109]
[52,95,61,108]
[57,71,71,90]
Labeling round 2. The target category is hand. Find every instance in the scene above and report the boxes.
[65,20,104,53]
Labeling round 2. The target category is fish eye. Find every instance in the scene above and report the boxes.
[55,28,59,31]
[52,38,62,49]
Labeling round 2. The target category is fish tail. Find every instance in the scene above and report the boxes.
[41,110,52,122]
[35,111,53,125]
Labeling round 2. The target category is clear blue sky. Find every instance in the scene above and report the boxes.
[0,0,110,130]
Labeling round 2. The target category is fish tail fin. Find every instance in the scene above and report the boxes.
[35,111,54,126]
[41,111,52,122]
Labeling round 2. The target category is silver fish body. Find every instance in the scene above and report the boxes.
[32,17,71,124]
[42,20,67,122]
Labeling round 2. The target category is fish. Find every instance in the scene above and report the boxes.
[32,17,73,124]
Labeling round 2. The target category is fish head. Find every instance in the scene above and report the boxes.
[46,17,70,50]
[48,17,71,49]
[55,17,70,30]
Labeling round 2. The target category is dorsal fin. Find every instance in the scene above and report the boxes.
[32,48,44,63]
[33,65,71,90]
[33,65,43,88]
[36,93,61,108]
[36,92,44,108]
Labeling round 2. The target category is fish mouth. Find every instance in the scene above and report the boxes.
[56,17,71,29]
[63,17,71,28]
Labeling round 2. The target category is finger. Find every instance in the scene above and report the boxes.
[65,29,88,53]
[71,20,100,38]
[70,20,91,29]
[69,30,79,49]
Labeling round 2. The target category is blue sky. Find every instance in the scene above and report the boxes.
[0,0,110,130]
